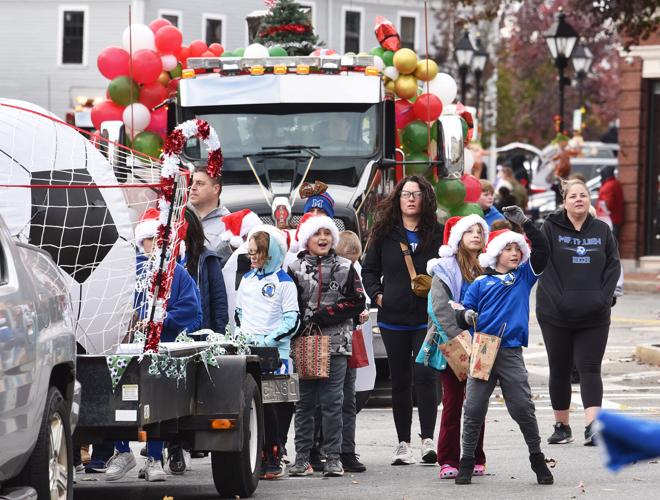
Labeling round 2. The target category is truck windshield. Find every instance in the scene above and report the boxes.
[183,103,379,159]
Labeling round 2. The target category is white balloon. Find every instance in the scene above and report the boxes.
[428,73,458,106]
[161,54,178,71]
[122,24,155,52]
[383,66,399,81]
[122,103,151,132]
[243,43,270,59]
[373,56,385,71]
[464,147,475,172]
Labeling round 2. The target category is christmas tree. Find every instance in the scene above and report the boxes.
[254,0,323,56]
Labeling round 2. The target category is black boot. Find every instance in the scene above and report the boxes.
[455,457,475,485]
[529,452,554,485]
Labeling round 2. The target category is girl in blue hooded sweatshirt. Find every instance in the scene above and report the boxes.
[236,225,300,479]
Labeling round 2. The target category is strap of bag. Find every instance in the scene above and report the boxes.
[399,242,418,280]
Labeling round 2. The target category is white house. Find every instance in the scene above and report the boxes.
[0,0,439,120]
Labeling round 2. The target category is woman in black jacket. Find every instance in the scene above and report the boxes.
[362,175,443,466]
[536,178,620,447]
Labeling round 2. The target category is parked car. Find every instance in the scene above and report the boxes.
[531,156,617,193]
[0,214,80,500]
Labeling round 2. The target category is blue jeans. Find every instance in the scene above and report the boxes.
[115,440,163,461]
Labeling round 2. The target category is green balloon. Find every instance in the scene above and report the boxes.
[402,120,430,153]
[220,51,234,58]
[370,46,385,58]
[133,131,163,159]
[234,47,245,57]
[169,63,182,79]
[108,76,139,107]
[435,179,466,209]
[450,202,484,217]
[405,151,431,176]
[269,46,288,56]
[382,50,395,67]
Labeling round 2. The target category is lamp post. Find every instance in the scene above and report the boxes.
[571,40,593,109]
[455,30,475,103]
[543,8,579,133]
[471,35,489,118]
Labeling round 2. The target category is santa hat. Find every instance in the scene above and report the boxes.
[296,214,339,251]
[478,229,530,269]
[246,224,288,257]
[438,215,489,258]
[289,212,317,253]
[303,191,335,218]
[220,209,261,248]
[135,208,160,250]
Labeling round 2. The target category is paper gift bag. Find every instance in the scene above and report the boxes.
[469,324,506,381]
[348,328,369,369]
[292,324,331,380]
[439,330,472,381]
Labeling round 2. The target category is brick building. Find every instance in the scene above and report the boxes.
[618,29,660,266]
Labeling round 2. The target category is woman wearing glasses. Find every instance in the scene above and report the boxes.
[362,175,443,466]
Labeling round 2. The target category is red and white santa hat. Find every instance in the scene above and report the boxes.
[438,214,489,258]
[288,212,316,253]
[478,229,530,269]
[221,209,261,248]
[135,208,161,250]
[246,224,289,257]
[296,213,339,251]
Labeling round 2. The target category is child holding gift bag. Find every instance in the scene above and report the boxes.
[455,206,554,486]
[425,214,489,479]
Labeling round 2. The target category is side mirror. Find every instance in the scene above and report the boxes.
[437,116,465,179]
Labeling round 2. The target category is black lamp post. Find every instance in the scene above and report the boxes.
[471,35,489,118]
[571,40,593,109]
[455,30,475,103]
[543,8,579,132]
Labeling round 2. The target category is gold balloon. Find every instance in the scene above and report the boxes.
[395,75,418,100]
[393,48,418,75]
[385,79,396,94]
[157,71,171,86]
[414,59,438,82]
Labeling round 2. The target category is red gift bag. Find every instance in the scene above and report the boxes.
[348,328,369,369]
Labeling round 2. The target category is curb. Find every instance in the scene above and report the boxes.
[635,344,660,366]
[624,281,659,294]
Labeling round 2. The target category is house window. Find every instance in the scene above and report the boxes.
[62,10,85,64]
[205,18,223,45]
[400,16,416,50]
[160,13,179,27]
[344,10,361,53]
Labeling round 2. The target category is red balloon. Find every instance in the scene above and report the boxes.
[395,99,415,130]
[155,25,183,54]
[189,40,208,57]
[208,43,224,56]
[149,18,172,34]
[177,45,190,68]
[139,82,168,109]
[146,107,168,135]
[201,50,215,57]
[413,93,443,123]
[97,47,130,80]
[461,174,482,203]
[90,100,124,130]
[131,50,163,84]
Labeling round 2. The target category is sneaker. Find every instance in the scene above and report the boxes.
[391,441,416,465]
[105,452,136,481]
[183,449,192,471]
[473,464,486,476]
[75,463,84,473]
[310,448,325,472]
[529,452,554,485]
[259,452,269,480]
[264,451,285,480]
[341,452,366,473]
[547,422,574,444]
[455,457,475,485]
[439,464,458,479]
[289,457,314,476]
[143,457,166,482]
[421,438,437,464]
[84,459,108,473]
[584,422,597,446]
[167,447,186,475]
[323,456,344,477]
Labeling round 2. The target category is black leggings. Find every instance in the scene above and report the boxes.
[381,328,438,442]
[540,322,609,410]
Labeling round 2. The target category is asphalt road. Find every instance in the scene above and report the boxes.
[74,291,660,500]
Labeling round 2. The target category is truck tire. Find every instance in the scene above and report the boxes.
[17,386,73,500]
[211,374,263,498]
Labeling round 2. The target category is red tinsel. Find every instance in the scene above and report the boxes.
[144,322,163,353]
[259,23,311,37]
[207,149,224,179]
[161,178,175,201]
[163,129,185,156]
[196,119,210,140]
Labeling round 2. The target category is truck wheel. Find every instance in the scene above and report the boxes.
[17,386,73,500]
[211,374,263,498]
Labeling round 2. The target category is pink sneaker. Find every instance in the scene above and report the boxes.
[439,464,458,479]
[473,464,486,476]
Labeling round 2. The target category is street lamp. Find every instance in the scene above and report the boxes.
[471,35,489,118]
[543,8,579,132]
[455,30,475,103]
[571,40,593,108]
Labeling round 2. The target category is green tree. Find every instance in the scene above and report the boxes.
[254,0,323,56]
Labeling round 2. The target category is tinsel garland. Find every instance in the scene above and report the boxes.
[258,23,311,37]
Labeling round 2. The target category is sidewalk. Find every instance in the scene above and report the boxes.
[624,271,659,293]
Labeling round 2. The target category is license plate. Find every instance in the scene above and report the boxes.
[262,374,299,404]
